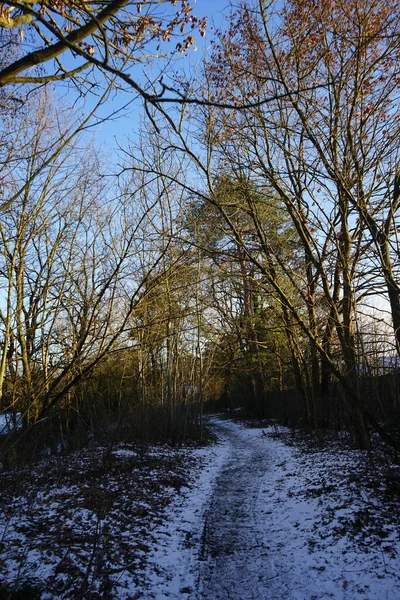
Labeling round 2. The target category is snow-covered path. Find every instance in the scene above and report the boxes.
[198,419,281,599]
[143,417,400,600]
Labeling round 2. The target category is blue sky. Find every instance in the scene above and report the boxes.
[78,0,228,154]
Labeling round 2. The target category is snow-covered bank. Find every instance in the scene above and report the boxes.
[0,440,214,599]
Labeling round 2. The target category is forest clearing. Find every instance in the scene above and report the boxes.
[0,417,399,599]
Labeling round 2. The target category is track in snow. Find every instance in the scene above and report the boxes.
[196,418,282,600]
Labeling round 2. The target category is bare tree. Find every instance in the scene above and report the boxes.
[126,0,400,449]
[0,97,182,440]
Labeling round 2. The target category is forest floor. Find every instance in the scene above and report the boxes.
[0,416,399,599]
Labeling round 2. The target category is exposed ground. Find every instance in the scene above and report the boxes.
[0,417,400,599]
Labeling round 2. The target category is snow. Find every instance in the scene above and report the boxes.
[142,417,400,600]
[141,429,230,599]
[0,416,399,599]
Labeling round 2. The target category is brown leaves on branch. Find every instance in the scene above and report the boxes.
[0,0,206,87]
[207,0,400,128]
[282,0,400,78]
